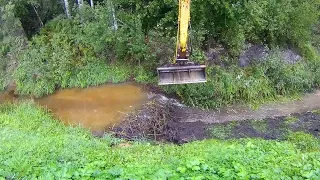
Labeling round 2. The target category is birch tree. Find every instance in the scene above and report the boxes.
[109,0,117,30]
[77,0,83,8]
[89,0,93,7]
[32,5,43,26]
[63,0,71,18]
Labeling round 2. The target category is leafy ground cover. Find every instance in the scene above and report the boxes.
[0,101,319,179]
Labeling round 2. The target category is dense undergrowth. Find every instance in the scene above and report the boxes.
[0,3,26,91]
[1,1,320,109]
[14,5,157,97]
[0,101,319,179]
[165,52,320,109]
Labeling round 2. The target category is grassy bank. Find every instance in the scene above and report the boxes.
[0,102,319,179]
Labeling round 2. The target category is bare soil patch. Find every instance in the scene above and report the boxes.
[111,93,320,144]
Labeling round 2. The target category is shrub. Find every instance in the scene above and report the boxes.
[262,53,315,95]
[15,4,152,97]
[0,2,26,91]
[165,53,318,109]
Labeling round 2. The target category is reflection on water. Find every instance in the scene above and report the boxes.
[0,83,147,131]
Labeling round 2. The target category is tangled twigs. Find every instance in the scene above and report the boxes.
[111,97,175,141]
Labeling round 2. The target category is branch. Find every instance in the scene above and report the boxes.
[32,5,43,27]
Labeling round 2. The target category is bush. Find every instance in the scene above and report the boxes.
[0,2,26,91]
[165,53,318,109]
[15,4,152,97]
[263,53,315,95]
[0,58,6,91]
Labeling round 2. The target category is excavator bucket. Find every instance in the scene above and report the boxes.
[157,64,207,85]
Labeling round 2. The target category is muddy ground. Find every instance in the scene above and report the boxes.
[111,92,320,144]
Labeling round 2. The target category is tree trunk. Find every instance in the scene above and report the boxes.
[90,0,94,7]
[77,0,83,8]
[110,1,118,30]
[32,5,44,27]
[63,0,71,18]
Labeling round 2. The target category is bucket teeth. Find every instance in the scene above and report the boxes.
[157,64,207,85]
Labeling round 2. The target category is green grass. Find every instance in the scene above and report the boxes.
[284,116,299,125]
[209,122,238,140]
[0,102,320,179]
[250,120,268,133]
[312,109,320,115]
[287,132,320,152]
[15,59,133,98]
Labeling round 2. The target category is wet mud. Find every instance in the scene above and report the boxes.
[173,90,320,124]
[112,91,320,144]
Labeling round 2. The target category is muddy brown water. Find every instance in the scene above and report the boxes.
[0,83,148,132]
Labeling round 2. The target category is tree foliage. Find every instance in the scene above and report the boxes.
[15,4,154,97]
[0,2,27,90]
[115,0,320,55]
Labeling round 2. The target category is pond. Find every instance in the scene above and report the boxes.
[0,82,148,132]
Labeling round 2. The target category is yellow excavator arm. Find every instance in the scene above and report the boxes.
[177,0,191,60]
[156,0,207,85]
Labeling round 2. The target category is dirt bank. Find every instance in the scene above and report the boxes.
[173,90,320,124]
[112,91,320,143]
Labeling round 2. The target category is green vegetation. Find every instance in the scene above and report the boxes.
[287,132,320,152]
[0,2,26,91]
[1,1,320,178]
[15,5,155,97]
[284,116,299,125]
[312,109,320,115]
[250,120,268,133]
[165,53,319,108]
[0,0,319,108]
[0,102,319,179]
[210,122,237,140]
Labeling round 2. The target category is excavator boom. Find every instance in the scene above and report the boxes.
[157,0,207,85]
[178,0,190,58]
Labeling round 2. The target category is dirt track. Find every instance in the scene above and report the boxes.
[173,90,320,124]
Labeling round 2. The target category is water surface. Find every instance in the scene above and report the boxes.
[0,83,147,131]
[37,83,147,131]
